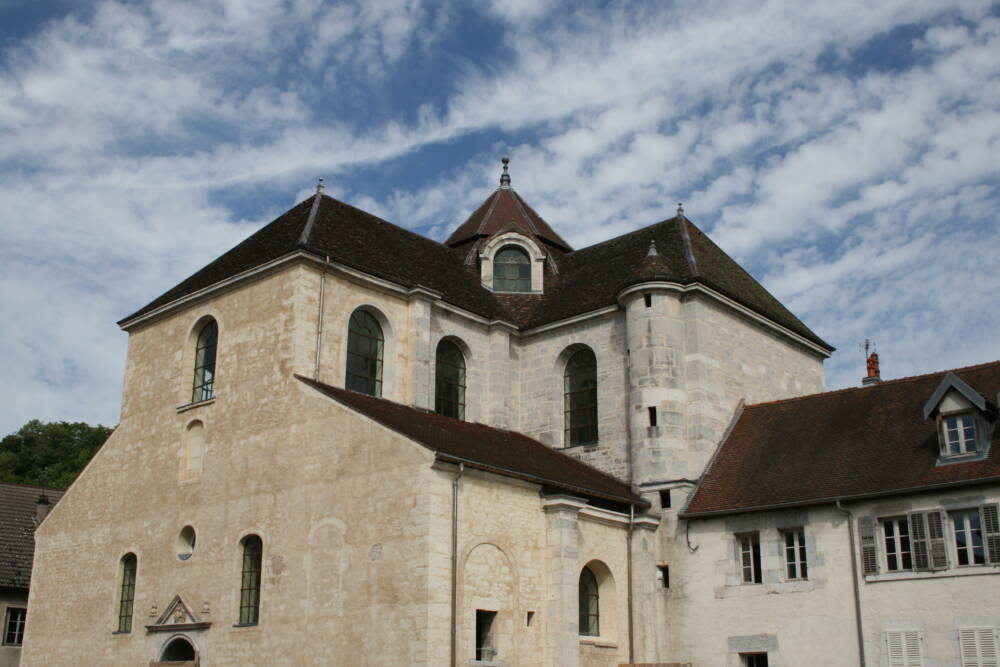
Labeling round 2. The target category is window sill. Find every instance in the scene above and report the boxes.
[561,442,599,451]
[232,623,259,628]
[177,397,215,413]
[110,630,130,636]
[579,637,617,648]
[865,564,1000,583]
[469,660,505,667]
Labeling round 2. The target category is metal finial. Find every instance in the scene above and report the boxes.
[500,156,511,188]
[316,177,325,194]
[677,202,685,219]
[647,240,658,257]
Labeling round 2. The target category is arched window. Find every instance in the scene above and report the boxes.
[191,319,218,403]
[435,340,466,420]
[579,566,599,636]
[493,246,531,292]
[117,553,137,633]
[239,535,263,625]
[160,636,196,661]
[346,310,384,396]
[564,348,598,446]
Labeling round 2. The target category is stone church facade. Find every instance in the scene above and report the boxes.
[21,162,999,666]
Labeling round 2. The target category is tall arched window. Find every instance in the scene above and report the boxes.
[435,340,466,420]
[579,566,599,636]
[117,553,137,633]
[239,535,263,625]
[191,319,218,403]
[346,309,384,396]
[564,348,598,446]
[493,246,531,292]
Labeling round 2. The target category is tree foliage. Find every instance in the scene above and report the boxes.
[0,419,113,488]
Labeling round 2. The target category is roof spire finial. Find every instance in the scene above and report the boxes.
[647,240,658,257]
[500,156,511,189]
[677,201,685,220]
[316,177,325,195]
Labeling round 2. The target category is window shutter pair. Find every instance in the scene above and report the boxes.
[959,628,999,667]
[909,511,948,571]
[859,516,878,575]
[885,630,923,666]
[983,504,1000,565]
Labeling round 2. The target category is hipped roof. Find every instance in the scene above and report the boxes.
[297,375,643,506]
[684,361,1000,517]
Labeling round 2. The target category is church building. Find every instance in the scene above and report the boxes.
[21,160,999,666]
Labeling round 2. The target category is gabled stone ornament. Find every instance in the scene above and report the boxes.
[647,240,659,257]
[145,595,211,633]
[676,202,685,221]
[499,156,511,189]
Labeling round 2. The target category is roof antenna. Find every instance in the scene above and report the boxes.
[316,177,325,195]
[676,202,685,221]
[500,156,511,189]
[860,339,881,386]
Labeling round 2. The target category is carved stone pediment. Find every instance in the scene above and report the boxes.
[145,595,211,633]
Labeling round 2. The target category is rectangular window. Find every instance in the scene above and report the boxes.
[3,607,26,646]
[882,518,913,571]
[659,489,671,509]
[658,565,670,588]
[644,293,652,308]
[475,610,497,661]
[782,528,808,580]
[958,627,999,667]
[943,414,977,455]
[885,630,923,666]
[741,653,768,667]
[738,532,762,584]
[952,510,987,566]
[648,406,657,427]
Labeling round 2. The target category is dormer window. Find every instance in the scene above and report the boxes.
[493,246,531,292]
[942,414,977,455]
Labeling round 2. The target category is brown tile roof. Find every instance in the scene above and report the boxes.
[120,190,830,352]
[296,375,644,506]
[683,361,1000,517]
[444,187,572,252]
[0,482,64,590]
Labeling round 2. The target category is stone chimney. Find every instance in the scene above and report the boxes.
[36,494,51,525]
[863,352,881,386]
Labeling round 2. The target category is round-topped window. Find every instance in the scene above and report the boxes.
[177,525,196,560]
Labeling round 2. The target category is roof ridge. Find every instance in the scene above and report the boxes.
[566,215,679,258]
[0,480,67,492]
[678,218,700,276]
[745,359,1000,410]
[475,190,502,236]
[510,189,542,236]
[297,193,324,246]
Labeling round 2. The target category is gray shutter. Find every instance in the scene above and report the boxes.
[926,511,948,570]
[859,516,878,575]
[909,512,930,571]
[982,504,1000,565]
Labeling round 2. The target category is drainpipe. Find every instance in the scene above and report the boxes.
[836,499,866,667]
[450,463,465,667]
[626,503,635,665]
[313,256,330,380]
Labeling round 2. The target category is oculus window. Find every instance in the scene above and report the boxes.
[564,349,598,446]
[434,340,466,420]
[493,246,531,292]
[346,309,384,396]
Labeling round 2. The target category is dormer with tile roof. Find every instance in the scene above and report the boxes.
[923,371,997,462]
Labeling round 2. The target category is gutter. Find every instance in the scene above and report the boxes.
[836,500,866,667]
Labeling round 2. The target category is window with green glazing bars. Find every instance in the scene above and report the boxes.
[191,320,218,403]
[346,310,384,397]
[493,247,531,292]
[564,349,598,446]
[118,554,136,633]
[578,566,599,636]
[435,340,466,420]
[240,535,263,625]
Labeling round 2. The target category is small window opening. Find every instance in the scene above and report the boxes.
[644,293,652,308]
[738,532,762,584]
[3,607,26,646]
[176,525,196,561]
[526,611,535,627]
[161,636,196,661]
[475,610,497,661]
[657,565,670,588]
[659,489,671,509]
[741,653,769,667]
[648,406,657,427]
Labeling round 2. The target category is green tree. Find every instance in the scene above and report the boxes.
[0,419,113,488]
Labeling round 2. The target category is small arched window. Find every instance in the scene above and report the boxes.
[579,566,599,636]
[239,535,263,625]
[346,309,384,396]
[117,553,137,633]
[493,246,531,292]
[435,340,466,420]
[191,319,218,403]
[564,348,598,446]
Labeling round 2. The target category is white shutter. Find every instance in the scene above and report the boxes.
[959,628,999,667]
[886,630,923,666]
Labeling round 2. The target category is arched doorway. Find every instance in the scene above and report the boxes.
[153,635,199,666]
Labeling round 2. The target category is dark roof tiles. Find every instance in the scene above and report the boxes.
[0,482,64,590]
[684,361,1000,516]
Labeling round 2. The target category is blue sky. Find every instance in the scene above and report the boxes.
[1,0,999,433]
